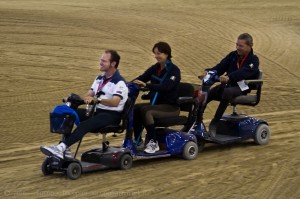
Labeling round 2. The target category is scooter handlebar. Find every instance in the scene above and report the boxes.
[127,82,149,92]
[140,87,149,92]
[63,93,85,104]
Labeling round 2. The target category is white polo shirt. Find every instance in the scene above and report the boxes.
[90,70,128,112]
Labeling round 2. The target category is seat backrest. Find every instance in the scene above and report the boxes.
[255,70,263,105]
[119,96,134,129]
[177,82,195,112]
[177,82,195,128]
[247,70,263,106]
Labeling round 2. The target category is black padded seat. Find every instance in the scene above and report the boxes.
[154,82,195,128]
[230,95,258,106]
[95,125,124,134]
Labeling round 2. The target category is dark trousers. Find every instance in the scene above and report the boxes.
[133,103,180,141]
[203,85,246,122]
[63,108,121,147]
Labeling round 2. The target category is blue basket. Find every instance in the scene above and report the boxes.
[50,113,75,134]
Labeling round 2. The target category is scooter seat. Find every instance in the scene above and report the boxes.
[230,95,257,106]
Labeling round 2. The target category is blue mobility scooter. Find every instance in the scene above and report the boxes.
[188,70,271,151]
[41,83,198,180]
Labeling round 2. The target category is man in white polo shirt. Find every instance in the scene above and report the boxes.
[41,50,128,159]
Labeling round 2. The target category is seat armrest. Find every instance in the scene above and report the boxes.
[177,97,194,104]
[244,79,263,85]
[141,93,151,100]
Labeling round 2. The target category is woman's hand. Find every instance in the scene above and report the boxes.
[133,79,146,87]
[198,71,208,80]
[219,75,229,84]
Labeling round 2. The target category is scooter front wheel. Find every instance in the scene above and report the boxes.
[41,158,53,175]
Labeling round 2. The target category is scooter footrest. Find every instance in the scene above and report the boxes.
[209,134,242,144]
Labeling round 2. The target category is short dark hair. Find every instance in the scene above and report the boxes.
[238,33,253,46]
[105,49,120,68]
[152,42,172,60]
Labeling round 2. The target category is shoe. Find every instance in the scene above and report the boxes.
[65,148,72,158]
[40,145,64,159]
[144,139,159,154]
[208,119,218,137]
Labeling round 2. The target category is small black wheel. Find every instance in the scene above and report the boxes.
[254,124,271,145]
[41,158,53,175]
[66,162,82,180]
[197,139,205,152]
[182,141,198,160]
[119,154,133,170]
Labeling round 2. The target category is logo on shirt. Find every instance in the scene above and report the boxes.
[170,76,176,81]
[117,91,122,94]
[249,63,254,68]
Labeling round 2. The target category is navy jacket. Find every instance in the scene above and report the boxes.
[207,49,259,87]
[135,60,181,105]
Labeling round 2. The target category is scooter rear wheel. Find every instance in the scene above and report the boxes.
[182,141,198,160]
[254,124,270,145]
[119,154,133,170]
[66,162,82,180]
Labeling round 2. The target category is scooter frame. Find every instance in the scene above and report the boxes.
[41,84,199,180]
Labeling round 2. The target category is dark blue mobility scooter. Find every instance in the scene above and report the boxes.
[188,70,271,151]
[41,83,198,180]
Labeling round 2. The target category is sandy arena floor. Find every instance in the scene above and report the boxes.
[0,0,299,198]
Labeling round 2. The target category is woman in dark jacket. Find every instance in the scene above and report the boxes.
[133,42,181,153]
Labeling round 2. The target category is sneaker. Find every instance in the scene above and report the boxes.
[208,119,218,137]
[144,139,159,154]
[40,145,64,159]
[65,148,72,158]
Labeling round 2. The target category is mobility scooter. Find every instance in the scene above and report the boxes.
[188,70,271,151]
[41,83,198,180]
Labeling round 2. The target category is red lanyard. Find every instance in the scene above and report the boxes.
[237,52,249,69]
[97,76,112,92]
[157,67,162,76]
